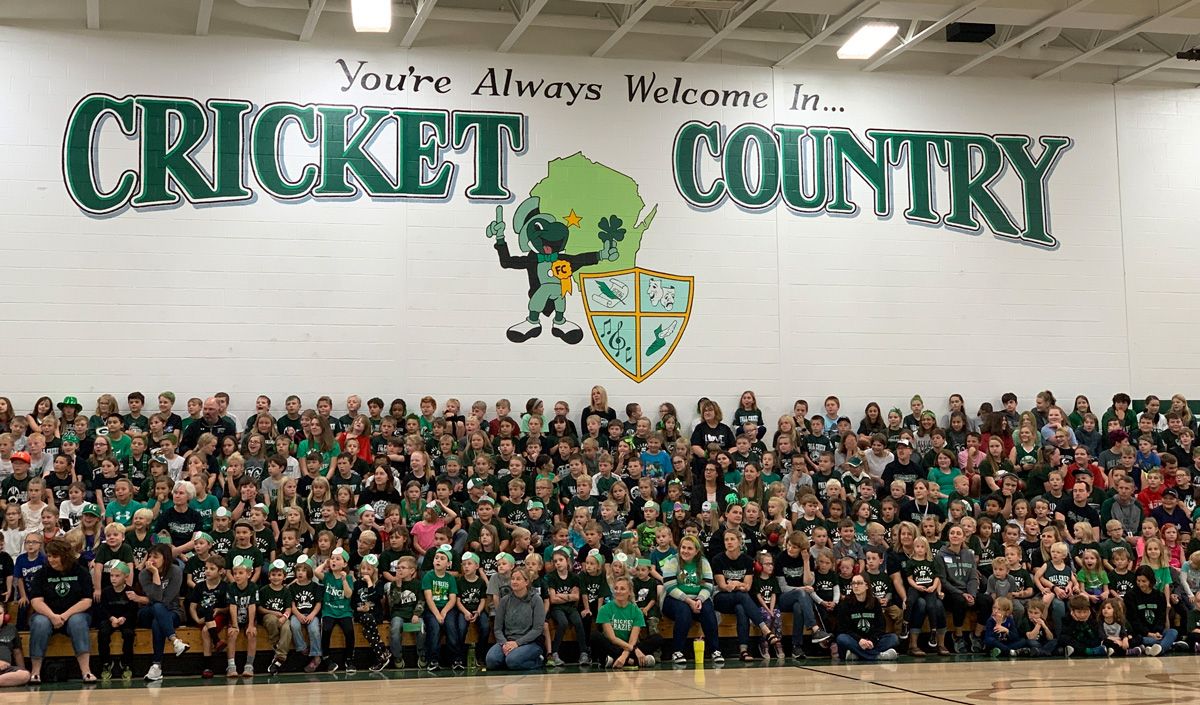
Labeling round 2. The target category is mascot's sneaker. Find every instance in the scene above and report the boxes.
[551,319,584,344]
[506,319,542,343]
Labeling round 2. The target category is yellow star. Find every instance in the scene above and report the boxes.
[564,209,582,228]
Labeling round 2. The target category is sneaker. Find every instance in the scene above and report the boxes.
[202,669,214,679]
[268,658,284,675]
[990,647,1001,658]
[897,622,910,640]
[791,647,807,660]
[954,636,970,654]
[242,665,254,678]
[305,657,321,673]
[844,650,858,661]
[1012,648,1031,657]
[548,653,565,667]
[451,661,464,671]
[370,656,391,672]
[1064,646,1075,658]
[1105,647,1115,657]
[970,634,984,653]
[226,663,238,678]
[1172,641,1190,653]
[173,638,191,657]
[577,652,590,667]
[122,665,132,681]
[643,655,655,668]
[326,659,340,673]
[812,629,833,645]
[346,663,357,675]
[101,663,113,682]
[671,651,686,664]
[427,661,440,672]
[417,655,427,669]
[145,664,163,682]
[878,648,898,661]
[1128,646,1145,657]
[1146,644,1163,656]
[604,656,614,669]
[711,650,725,664]
[759,641,770,659]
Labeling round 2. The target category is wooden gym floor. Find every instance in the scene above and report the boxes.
[12,656,1200,704]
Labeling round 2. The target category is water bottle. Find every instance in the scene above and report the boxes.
[693,638,705,664]
[467,650,476,670]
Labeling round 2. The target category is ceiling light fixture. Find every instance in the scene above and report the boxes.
[837,22,899,60]
[352,0,392,32]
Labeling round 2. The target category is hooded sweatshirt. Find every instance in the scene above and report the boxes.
[936,544,979,597]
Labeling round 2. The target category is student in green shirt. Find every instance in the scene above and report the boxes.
[591,576,661,668]
[225,555,260,678]
[421,545,461,671]
[660,535,721,663]
[104,478,143,527]
[388,556,426,668]
[315,548,354,673]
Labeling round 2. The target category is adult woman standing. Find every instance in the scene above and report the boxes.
[27,538,94,683]
[690,401,734,474]
[590,576,662,668]
[580,386,617,434]
[660,535,723,664]
[486,567,545,671]
[138,543,190,681]
[834,574,898,661]
[153,480,202,557]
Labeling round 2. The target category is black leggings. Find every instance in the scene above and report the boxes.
[549,607,588,655]
[589,630,663,660]
[942,591,992,634]
[354,612,390,664]
[322,616,355,664]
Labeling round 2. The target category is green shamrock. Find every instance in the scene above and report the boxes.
[597,215,626,243]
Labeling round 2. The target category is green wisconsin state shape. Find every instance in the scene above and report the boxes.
[529,152,657,286]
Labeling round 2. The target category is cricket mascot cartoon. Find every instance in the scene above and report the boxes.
[486,197,623,344]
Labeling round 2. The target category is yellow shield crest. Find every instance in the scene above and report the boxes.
[579,267,694,383]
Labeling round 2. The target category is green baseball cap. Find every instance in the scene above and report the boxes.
[82,503,101,517]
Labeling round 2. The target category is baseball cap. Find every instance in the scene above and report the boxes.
[81,503,101,517]
[896,439,912,448]
[1164,487,1181,499]
[10,451,30,464]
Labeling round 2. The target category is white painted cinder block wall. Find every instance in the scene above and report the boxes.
[0,28,1195,426]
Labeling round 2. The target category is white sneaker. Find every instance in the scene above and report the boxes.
[1146,644,1163,656]
[711,650,725,663]
[172,638,190,657]
[878,649,898,661]
[643,655,655,668]
[844,650,858,661]
[144,664,163,682]
[671,651,686,664]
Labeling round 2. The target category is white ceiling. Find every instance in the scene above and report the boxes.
[4,0,1200,85]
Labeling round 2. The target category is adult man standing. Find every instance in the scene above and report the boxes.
[178,398,236,454]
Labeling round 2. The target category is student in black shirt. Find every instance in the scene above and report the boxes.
[710,528,781,661]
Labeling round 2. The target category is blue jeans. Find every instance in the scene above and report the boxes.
[713,590,761,647]
[390,616,425,660]
[779,589,818,647]
[905,592,946,632]
[662,596,719,655]
[463,612,490,660]
[291,615,323,657]
[29,613,91,659]
[485,642,544,670]
[835,632,899,660]
[423,610,465,663]
[1141,629,1179,652]
[137,602,181,663]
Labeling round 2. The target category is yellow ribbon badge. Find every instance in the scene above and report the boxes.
[551,260,573,295]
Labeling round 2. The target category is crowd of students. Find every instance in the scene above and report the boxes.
[1,387,1200,686]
